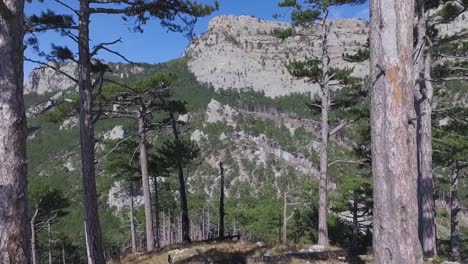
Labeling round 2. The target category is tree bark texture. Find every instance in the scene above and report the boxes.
[170,106,191,243]
[138,113,155,251]
[414,0,437,257]
[78,1,105,263]
[318,12,331,247]
[369,0,423,263]
[0,1,31,263]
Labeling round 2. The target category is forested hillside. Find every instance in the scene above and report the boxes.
[0,1,467,264]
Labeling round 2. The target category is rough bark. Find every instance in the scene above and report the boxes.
[78,1,105,263]
[450,162,460,261]
[369,0,423,263]
[219,162,225,239]
[318,11,331,247]
[169,106,191,243]
[414,0,437,257]
[0,1,31,263]
[138,113,155,251]
[129,182,137,253]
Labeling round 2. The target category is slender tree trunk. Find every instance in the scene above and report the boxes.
[0,1,31,263]
[450,161,460,261]
[282,192,288,244]
[48,220,52,264]
[219,162,225,239]
[318,11,330,247]
[138,113,155,251]
[369,0,423,263]
[62,243,66,264]
[351,192,359,250]
[207,205,210,239]
[153,176,160,249]
[129,182,137,253]
[414,0,437,257]
[78,2,105,263]
[31,221,37,264]
[169,106,191,243]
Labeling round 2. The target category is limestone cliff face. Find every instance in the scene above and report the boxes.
[25,62,78,95]
[24,62,148,95]
[185,15,369,97]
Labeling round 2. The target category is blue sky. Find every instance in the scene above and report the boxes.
[24,0,369,77]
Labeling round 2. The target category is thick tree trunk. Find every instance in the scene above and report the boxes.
[138,113,155,251]
[450,162,460,261]
[0,1,31,263]
[78,2,105,263]
[369,0,423,263]
[129,182,137,253]
[318,12,330,247]
[153,176,160,249]
[170,106,191,243]
[414,0,437,257]
[219,162,225,239]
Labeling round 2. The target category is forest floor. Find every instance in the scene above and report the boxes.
[113,240,374,264]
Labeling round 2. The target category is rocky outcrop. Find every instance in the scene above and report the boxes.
[186,15,369,97]
[25,62,78,95]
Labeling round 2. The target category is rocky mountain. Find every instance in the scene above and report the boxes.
[186,15,369,97]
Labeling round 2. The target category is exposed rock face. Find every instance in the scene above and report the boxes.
[103,125,125,140]
[24,62,148,95]
[186,15,369,97]
[25,62,78,95]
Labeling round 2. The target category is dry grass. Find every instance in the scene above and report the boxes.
[112,241,373,264]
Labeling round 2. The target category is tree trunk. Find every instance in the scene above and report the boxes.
[414,0,437,257]
[62,243,66,264]
[318,11,330,247]
[219,162,225,239]
[138,113,155,251]
[369,0,423,263]
[450,161,460,261]
[48,220,52,264]
[351,192,359,250]
[129,182,137,253]
[0,1,31,263]
[169,106,191,243]
[282,192,288,244]
[153,176,160,249]
[31,221,37,264]
[78,2,105,263]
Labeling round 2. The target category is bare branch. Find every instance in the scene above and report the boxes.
[24,57,79,83]
[328,159,365,167]
[90,38,122,57]
[52,0,79,16]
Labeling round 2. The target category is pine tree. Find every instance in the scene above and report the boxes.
[29,182,70,264]
[276,0,366,246]
[0,1,30,263]
[423,1,468,257]
[27,1,217,257]
[369,0,423,262]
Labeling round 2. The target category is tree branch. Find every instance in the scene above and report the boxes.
[24,57,79,83]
